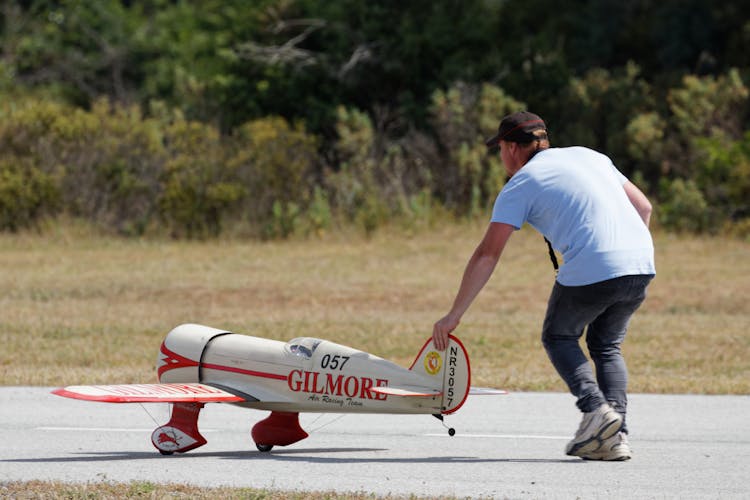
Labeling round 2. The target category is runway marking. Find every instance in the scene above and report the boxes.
[424,433,568,440]
[37,428,564,440]
[36,427,217,433]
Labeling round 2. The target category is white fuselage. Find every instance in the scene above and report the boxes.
[157,324,444,414]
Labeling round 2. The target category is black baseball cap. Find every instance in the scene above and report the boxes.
[485,111,547,149]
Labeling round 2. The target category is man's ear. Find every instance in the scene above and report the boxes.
[508,141,521,158]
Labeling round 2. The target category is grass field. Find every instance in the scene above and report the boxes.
[1,223,748,498]
[0,481,421,499]
[1,222,748,394]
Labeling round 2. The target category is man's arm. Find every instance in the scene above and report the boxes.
[623,180,652,227]
[432,222,515,350]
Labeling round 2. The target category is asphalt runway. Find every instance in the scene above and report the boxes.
[1,387,748,499]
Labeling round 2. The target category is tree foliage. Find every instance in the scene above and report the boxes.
[1,0,750,237]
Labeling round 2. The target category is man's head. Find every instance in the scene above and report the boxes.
[486,111,550,176]
[485,111,548,148]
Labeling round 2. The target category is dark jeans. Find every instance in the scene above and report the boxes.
[541,274,654,432]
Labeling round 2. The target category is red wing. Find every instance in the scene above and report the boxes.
[52,383,245,403]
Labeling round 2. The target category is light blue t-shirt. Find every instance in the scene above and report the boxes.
[491,146,655,286]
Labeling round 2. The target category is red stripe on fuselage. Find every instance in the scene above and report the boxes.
[201,362,288,381]
[159,343,287,382]
[158,343,200,378]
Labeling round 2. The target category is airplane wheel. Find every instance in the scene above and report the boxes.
[256,444,274,452]
[159,449,174,456]
[448,428,456,437]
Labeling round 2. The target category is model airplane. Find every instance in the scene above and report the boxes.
[53,323,504,454]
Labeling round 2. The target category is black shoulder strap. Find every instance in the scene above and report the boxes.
[544,237,559,275]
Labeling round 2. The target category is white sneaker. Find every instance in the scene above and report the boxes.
[565,404,623,457]
[581,432,632,461]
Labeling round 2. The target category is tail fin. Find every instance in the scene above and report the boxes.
[410,335,471,414]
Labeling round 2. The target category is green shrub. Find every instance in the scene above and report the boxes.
[658,178,712,233]
[693,131,750,229]
[262,200,301,240]
[0,100,67,230]
[722,217,750,240]
[305,186,333,236]
[229,116,318,231]
[560,62,654,173]
[668,69,748,142]
[429,82,511,215]
[355,191,388,237]
[324,106,383,233]
[67,100,164,235]
[159,117,243,238]
[0,158,59,231]
[626,111,666,187]
[632,69,750,235]
[663,69,749,181]
[0,98,165,235]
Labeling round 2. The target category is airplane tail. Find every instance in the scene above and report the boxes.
[410,335,471,414]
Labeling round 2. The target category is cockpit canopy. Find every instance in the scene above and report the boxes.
[285,337,322,359]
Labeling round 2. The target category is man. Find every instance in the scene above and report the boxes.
[432,111,655,461]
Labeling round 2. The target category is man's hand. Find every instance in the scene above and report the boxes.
[432,313,460,351]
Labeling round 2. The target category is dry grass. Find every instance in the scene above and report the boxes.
[1,223,748,498]
[0,222,748,394]
[0,480,443,499]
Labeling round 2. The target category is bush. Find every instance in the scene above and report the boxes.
[657,178,712,233]
[159,116,243,238]
[324,106,438,234]
[626,111,666,187]
[559,62,654,174]
[63,100,165,235]
[694,131,750,224]
[628,69,750,235]
[324,106,386,232]
[228,116,318,237]
[429,82,512,215]
[305,186,332,236]
[0,98,165,235]
[0,99,66,230]
[663,69,749,180]
[0,158,59,231]
[2,67,749,239]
